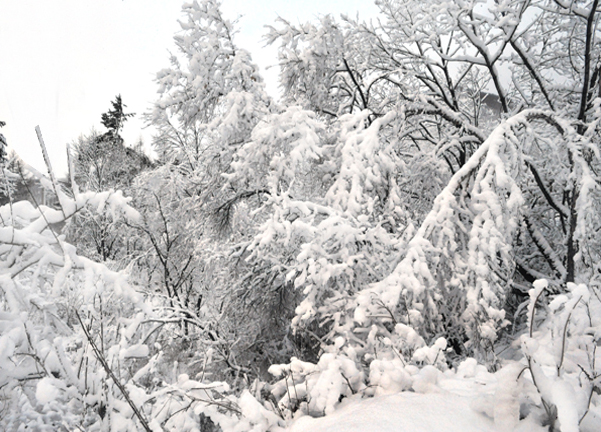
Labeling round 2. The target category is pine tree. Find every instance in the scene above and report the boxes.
[100,94,135,144]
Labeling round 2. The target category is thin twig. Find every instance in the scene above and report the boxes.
[75,310,153,432]
[35,126,66,220]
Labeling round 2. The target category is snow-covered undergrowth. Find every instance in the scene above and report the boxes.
[1,125,599,431]
[4,166,598,432]
[260,279,600,432]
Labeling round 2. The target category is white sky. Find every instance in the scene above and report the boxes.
[0,0,378,177]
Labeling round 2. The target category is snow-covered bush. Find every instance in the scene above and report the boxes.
[518,280,601,431]
[0,153,147,430]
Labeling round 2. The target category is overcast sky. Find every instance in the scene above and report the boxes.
[0,0,378,177]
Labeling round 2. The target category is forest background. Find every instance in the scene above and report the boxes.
[0,0,601,431]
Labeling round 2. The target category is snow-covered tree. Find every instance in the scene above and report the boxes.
[250,0,601,362]
[72,96,149,193]
[135,0,280,382]
[146,0,270,166]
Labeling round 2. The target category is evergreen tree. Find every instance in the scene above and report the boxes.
[100,94,135,144]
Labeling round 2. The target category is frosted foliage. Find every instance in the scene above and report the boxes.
[148,0,270,165]
[227,106,325,198]
[325,111,402,217]
[266,15,353,114]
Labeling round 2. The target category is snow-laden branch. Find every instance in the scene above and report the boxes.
[354,108,595,350]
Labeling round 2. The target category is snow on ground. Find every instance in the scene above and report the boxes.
[287,392,495,432]
[285,391,546,432]
[282,359,553,432]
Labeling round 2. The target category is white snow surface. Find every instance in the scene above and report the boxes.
[281,357,555,432]
[286,391,504,432]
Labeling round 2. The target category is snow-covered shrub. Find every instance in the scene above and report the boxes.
[268,353,366,418]
[0,149,288,432]
[264,329,452,420]
[518,280,601,431]
[0,156,148,430]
